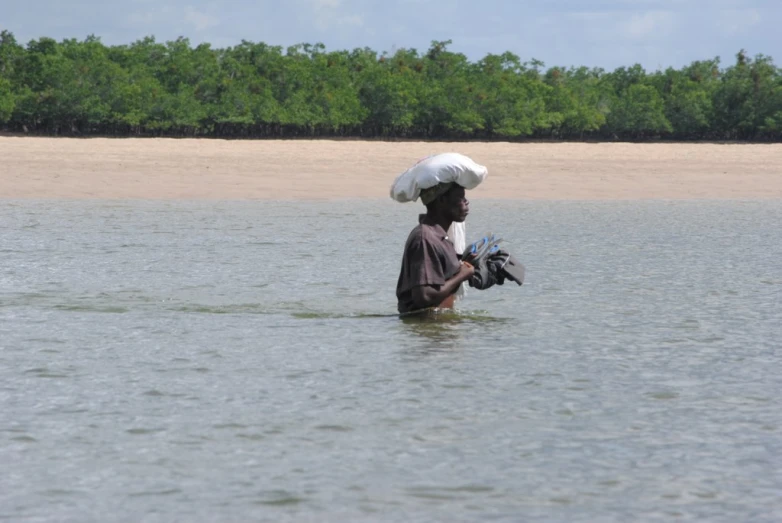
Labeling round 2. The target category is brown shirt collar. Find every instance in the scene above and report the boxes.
[418,214,449,241]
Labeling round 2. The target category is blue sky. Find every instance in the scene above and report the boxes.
[1,0,778,70]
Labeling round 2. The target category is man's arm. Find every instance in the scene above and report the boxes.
[411,262,474,310]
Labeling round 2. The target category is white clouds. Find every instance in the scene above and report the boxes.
[125,3,219,36]
[305,0,365,30]
[126,5,175,26]
[621,10,675,39]
[184,5,218,31]
[339,15,365,27]
[312,0,342,7]
[565,8,675,41]
[2,0,781,69]
[716,8,761,35]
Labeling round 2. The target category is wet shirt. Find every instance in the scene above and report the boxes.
[396,215,462,314]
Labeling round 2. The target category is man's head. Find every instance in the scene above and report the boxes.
[421,183,470,223]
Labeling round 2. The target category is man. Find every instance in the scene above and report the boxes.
[396,182,476,314]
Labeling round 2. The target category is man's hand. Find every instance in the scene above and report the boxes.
[458,261,475,282]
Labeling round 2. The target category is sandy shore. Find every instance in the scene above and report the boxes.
[1,137,780,200]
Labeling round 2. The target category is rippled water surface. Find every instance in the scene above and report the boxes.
[1,199,781,522]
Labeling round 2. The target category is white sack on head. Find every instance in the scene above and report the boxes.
[389,153,488,203]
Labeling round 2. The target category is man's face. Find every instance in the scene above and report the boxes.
[441,185,470,223]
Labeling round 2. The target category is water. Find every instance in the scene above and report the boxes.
[1,199,780,522]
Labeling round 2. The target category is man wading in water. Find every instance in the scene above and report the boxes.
[396,182,475,314]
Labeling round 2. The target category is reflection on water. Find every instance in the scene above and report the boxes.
[400,309,512,351]
[1,199,781,522]
[403,316,465,350]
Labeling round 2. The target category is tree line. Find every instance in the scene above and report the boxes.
[0,30,780,141]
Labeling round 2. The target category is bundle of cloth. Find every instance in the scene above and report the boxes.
[461,233,525,290]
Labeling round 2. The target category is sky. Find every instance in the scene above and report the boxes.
[1,0,779,70]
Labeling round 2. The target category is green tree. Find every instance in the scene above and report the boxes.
[355,48,417,135]
[658,60,718,138]
[475,52,550,138]
[425,41,483,136]
[0,31,779,140]
[604,65,672,138]
[544,66,608,137]
[0,77,13,123]
[713,51,782,139]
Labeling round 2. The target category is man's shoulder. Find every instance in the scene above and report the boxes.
[405,223,424,241]
[405,223,442,247]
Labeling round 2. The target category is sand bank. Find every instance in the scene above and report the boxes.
[1,137,780,200]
